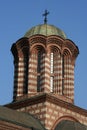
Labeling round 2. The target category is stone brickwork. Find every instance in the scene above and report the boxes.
[17,100,87,130]
[8,23,87,130]
[17,102,46,126]
[11,35,79,102]
[44,101,87,130]
[10,93,87,130]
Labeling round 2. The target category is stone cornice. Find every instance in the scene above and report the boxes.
[5,93,87,116]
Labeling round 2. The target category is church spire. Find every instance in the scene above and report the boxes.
[42,10,49,24]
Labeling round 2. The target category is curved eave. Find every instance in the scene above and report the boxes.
[65,39,79,57]
[11,35,79,60]
[66,39,79,52]
[11,37,29,58]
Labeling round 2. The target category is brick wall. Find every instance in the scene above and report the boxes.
[12,36,79,102]
[17,102,46,126]
[17,99,87,130]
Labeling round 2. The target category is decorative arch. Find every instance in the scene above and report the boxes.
[11,38,29,58]
[11,38,29,100]
[62,48,72,57]
[64,39,79,58]
[61,47,75,100]
[46,44,63,94]
[47,35,64,49]
[29,35,46,47]
[47,44,61,53]
[28,44,46,93]
[52,115,79,130]
[30,43,46,54]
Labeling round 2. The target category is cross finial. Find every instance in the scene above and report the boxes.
[42,10,49,24]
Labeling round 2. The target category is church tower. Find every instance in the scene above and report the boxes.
[4,12,87,130]
[11,23,78,103]
[7,11,87,130]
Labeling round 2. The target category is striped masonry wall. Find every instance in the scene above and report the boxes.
[44,52,50,92]
[13,58,27,100]
[12,36,78,101]
[17,100,87,130]
[13,47,75,101]
[28,53,37,93]
[39,53,45,91]
[53,52,62,95]
[64,55,74,100]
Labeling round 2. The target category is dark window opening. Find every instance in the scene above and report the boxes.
[37,52,41,73]
[25,57,28,94]
[37,52,41,92]
[62,55,64,95]
[37,75,40,92]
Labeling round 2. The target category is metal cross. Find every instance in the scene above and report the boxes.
[42,10,49,24]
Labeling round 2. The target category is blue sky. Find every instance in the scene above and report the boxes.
[0,0,87,109]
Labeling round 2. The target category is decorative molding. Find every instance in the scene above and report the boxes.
[5,93,87,117]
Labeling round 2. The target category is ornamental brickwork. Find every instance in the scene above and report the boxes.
[2,21,87,129]
[11,35,79,102]
[6,93,87,130]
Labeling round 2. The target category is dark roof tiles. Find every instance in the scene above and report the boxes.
[0,106,45,130]
[55,120,87,130]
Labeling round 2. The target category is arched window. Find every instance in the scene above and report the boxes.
[50,52,54,92]
[50,46,62,94]
[63,49,74,99]
[37,51,42,92]
[28,45,45,93]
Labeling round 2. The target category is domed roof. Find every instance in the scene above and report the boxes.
[24,24,66,39]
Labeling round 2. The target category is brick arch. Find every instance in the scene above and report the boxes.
[61,46,75,100]
[46,44,63,94]
[47,44,61,54]
[30,43,46,54]
[29,35,46,46]
[47,36,64,49]
[28,44,46,93]
[52,115,79,130]
[62,47,76,66]
[64,39,79,58]
[11,38,29,58]
[62,47,72,57]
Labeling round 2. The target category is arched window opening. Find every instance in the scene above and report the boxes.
[49,46,61,93]
[37,51,41,73]
[62,54,64,95]
[33,45,45,92]
[50,52,54,73]
[24,57,28,94]
[37,51,42,92]
[50,52,54,92]
[22,47,29,95]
